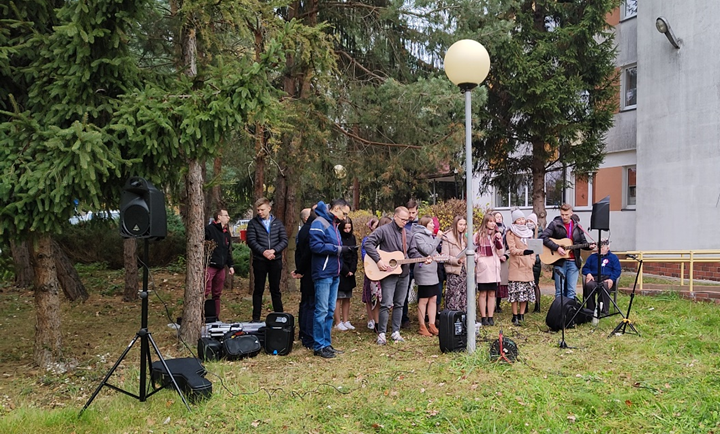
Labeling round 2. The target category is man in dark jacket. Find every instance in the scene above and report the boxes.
[540,203,595,300]
[364,206,411,345]
[309,199,351,359]
[205,209,234,320]
[247,198,288,322]
[292,207,315,349]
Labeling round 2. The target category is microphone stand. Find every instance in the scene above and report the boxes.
[609,256,642,337]
[555,268,574,349]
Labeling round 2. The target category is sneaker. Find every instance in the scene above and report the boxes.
[377,332,387,345]
[367,320,376,330]
[391,331,405,343]
[343,321,355,330]
[313,347,336,359]
[334,322,348,331]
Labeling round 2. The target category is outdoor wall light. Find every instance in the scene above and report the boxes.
[656,16,680,49]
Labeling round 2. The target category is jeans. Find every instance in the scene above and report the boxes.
[378,274,410,334]
[252,258,283,321]
[299,274,315,348]
[313,276,339,351]
[554,260,579,299]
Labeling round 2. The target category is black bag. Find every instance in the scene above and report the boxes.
[197,337,224,362]
[151,358,212,403]
[546,296,593,331]
[438,309,466,353]
[222,331,262,359]
[264,313,294,356]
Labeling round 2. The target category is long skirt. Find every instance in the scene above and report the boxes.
[445,268,467,312]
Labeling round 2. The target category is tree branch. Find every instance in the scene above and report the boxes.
[335,50,387,82]
[332,122,421,149]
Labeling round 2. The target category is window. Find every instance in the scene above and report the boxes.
[625,166,637,208]
[494,175,529,208]
[622,0,637,20]
[621,65,637,110]
[545,170,563,207]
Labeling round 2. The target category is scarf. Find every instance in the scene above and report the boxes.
[509,223,533,245]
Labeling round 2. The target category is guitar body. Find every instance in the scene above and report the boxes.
[540,238,591,265]
[364,249,406,281]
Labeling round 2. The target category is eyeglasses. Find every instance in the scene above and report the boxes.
[397,216,409,222]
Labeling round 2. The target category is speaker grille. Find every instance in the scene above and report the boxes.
[122,199,150,236]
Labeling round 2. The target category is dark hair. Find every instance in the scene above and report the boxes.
[330,198,349,210]
[406,199,419,210]
[343,217,354,234]
[215,209,228,220]
[378,216,392,227]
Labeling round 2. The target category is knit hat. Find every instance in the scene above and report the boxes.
[510,209,525,224]
[526,213,538,225]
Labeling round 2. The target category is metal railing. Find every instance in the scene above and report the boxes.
[614,250,720,292]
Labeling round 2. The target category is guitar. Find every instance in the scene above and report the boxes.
[364,249,449,281]
[539,238,592,265]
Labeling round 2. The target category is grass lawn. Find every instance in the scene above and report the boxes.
[0,265,719,433]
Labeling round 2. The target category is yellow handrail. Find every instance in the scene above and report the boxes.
[615,250,720,292]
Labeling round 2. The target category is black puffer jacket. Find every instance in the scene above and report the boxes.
[205,222,233,269]
[540,215,590,268]
[246,215,289,262]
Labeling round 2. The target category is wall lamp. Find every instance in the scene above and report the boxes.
[656,16,680,49]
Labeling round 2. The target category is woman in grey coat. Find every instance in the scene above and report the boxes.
[408,215,443,337]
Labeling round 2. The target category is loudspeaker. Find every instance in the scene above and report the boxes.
[264,313,294,355]
[119,177,167,239]
[438,309,466,353]
[590,195,610,231]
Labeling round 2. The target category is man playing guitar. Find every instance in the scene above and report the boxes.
[364,206,413,345]
[540,204,595,300]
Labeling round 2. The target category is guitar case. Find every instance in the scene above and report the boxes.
[438,309,466,353]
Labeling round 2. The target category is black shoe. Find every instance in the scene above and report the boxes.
[495,304,502,313]
[251,318,261,323]
[519,314,525,322]
[488,317,495,326]
[512,315,520,326]
[327,345,344,354]
[314,347,335,359]
[481,317,488,326]
[533,303,541,313]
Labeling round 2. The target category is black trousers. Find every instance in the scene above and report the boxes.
[583,279,611,315]
[298,274,315,348]
[252,258,283,321]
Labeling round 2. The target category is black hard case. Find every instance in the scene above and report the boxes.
[151,358,212,402]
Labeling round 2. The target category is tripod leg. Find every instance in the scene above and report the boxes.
[147,333,191,411]
[81,334,141,415]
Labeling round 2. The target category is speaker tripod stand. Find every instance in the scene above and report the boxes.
[80,240,190,415]
[609,255,642,337]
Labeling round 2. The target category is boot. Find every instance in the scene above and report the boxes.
[533,302,541,313]
[495,302,502,313]
[418,323,432,337]
[488,317,495,326]
[428,323,439,336]
[519,314,525,322]
[481,317,489,326]
[512,314,520,326]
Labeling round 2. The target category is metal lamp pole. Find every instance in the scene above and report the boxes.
[444,40,490,354]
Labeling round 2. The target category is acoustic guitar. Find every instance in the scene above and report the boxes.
[539,237,592,265]
[364,249,449,281]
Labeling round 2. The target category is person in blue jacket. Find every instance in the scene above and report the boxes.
[309,199,353,359]
[581,238,621,315]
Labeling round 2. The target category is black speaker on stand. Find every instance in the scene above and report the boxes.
[81,177,191,415]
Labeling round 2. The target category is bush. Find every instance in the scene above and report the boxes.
[419,198,487,233]
[232,242,251,277]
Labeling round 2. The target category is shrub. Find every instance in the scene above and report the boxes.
[419,198,487,232]
[232,243,251,277]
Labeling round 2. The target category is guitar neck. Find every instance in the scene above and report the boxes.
[395,257,432,265]
[562,243,591,250]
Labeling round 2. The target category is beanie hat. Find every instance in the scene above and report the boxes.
[526,213,538,225]
[510,209,525,224]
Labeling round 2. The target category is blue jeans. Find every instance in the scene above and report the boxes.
[554,260,579,299]
[313,276,339,351]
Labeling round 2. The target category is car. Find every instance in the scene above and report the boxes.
[69,210,120,225]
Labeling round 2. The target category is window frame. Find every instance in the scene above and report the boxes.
[623,165,637,209]
[621,64,637,111]
[621,0,638,21]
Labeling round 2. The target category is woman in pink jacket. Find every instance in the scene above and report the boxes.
[474,213,504,326]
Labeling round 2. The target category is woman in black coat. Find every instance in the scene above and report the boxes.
[334,217,358,330]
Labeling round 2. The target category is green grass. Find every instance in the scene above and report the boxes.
[1,267,720,433]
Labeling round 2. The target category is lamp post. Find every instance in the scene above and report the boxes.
[444,39,490,354]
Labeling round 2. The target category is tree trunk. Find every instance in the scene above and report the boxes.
[10,239,34,288]
[29,235,63,368]
[179,158,205,344]
[52,240,89,302]
[532,141,548,228]
[123,237,139,301]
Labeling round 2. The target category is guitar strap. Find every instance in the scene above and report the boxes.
[402,229,407,256]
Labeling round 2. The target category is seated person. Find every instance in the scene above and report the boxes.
[581,238,621,314]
